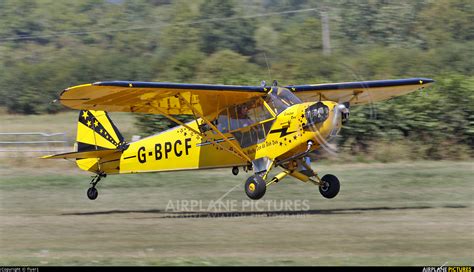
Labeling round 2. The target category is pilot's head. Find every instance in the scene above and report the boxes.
[240,105,249,115]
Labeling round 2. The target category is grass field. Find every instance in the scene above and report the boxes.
[0,159,472,266]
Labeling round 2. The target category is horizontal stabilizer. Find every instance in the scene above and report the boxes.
[41,149,121,159]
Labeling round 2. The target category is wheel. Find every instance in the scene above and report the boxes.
[245,175,266,200]
[232,167,239,176]
[87,187,98,200]
[319,174,340,199]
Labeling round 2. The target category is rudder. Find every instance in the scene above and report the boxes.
[76,110,126,152]
[75,110,126,173]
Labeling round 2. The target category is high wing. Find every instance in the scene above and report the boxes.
[58,78,434,117]
[59,82,267,118]
[286,78,434,105]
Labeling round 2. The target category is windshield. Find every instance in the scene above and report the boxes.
[264,87,302,115]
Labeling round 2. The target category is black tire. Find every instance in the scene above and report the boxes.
[245,175,266,200]
[232,167,239,176]
[319,174,340,199]
[87,187,98,200]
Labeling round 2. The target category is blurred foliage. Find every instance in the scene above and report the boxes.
[0,0,472,160]
[340,75,474,159]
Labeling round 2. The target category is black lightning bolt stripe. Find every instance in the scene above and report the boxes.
[269,127,296,138]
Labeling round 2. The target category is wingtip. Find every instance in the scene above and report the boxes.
[419,78,435,85]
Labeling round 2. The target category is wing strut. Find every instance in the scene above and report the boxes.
[348,90,364,103]
[176,93,252,163]
[149,102,251,163]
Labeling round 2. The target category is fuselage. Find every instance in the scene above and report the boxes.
[94,99,341,175]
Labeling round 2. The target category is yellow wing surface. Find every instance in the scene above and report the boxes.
[58,78,434,115]
[59,82,267,119]
[288,78,434,105]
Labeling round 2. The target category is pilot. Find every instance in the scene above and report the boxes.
[238,105,253,128]
[229,104,254,131]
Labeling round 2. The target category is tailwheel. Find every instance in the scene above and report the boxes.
[245,175,266,200]
[87,187,98,200]
[319,174,340,199]
[86,173,106,200]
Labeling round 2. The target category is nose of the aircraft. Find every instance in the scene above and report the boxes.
[304,101,349,144]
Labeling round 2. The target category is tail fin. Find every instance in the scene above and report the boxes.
[74,110,126,173]
[76,110,126,152]
[42,110,125,174]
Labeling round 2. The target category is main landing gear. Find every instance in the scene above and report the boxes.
[318,174,340,199]
[243,142,340,200]
[87,173,106,200]
[245,175,266,200]
[244,163,340,200]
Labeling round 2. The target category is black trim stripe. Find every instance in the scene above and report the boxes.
[287,78,434,92]
[92,78,434,93]
[77,142,109,152]
[93,81,266,93]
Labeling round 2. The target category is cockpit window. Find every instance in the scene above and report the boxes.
[232,103,253,130]
[264,87,302,115]
[226,98,273,131]
[209,97,276,148]
[217,108,229,133]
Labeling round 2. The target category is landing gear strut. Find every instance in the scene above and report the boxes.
[87,173,106,200]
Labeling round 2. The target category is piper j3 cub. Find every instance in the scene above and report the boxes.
[43,78,434,200]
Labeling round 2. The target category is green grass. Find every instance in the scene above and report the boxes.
[0,160,473,266]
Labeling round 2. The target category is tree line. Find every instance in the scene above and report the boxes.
[0,0,472,160]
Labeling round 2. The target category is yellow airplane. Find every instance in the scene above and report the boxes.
[43,78,434,200]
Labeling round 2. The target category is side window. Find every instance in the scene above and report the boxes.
[198,100,273,139]
[236,103,254,128]
[229,106,239,131]
[228,99,274,132]
[217,109,229,133]
[233,124,267,148]
[252,99,273,122]
[226,99,277,148]
[229,104,254,131]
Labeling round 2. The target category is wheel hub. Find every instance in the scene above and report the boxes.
[320,182,329,192]
[248,183,256,192]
